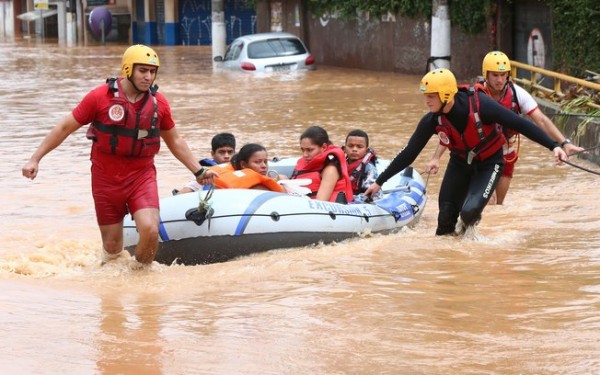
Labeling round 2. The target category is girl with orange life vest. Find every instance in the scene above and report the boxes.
[291,125,354,203]
[214,143,285,192]
[343,129,380,202]
[364,68,567,236]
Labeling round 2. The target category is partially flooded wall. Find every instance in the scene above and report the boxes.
[540,101,600,165]
[253,1,491,81]
[303,13,489,80]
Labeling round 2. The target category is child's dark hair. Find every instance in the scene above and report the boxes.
[211,133,236,152]
[230,143,266,170]
[345,129,369,147]
[300,125,331,146]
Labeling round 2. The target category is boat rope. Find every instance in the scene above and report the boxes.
[419,169,431,191]
[179,210,396,226]
[568,143,600,156]
[186,182,216,226]
[198,181,215,211]
[552,112,600,118]
[560,157,600,176]
[558,144,600,176]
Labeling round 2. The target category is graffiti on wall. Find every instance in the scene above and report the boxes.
[179,0,255,45]
[318,10,396,28]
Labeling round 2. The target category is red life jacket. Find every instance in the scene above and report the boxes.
[86,77,161,157]
[482,80,521,139]
[291,145,354,203]
[347,148,377,194]
[215,168,285,192]
[436,85,506,164]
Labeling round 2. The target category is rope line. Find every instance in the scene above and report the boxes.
[419,169,431,192]
[162,211,396,225]
[553,113,600,118]
[197,182,214,212]
[569,144,600,157]
[560,157,600,176]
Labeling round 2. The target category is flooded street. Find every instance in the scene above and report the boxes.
[1,39,600,374]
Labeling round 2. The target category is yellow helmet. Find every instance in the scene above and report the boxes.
[482,51,511,77]
[121,44,160,78]
[419,68,458,103]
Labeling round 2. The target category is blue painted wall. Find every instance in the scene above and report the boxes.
[133,0,256,45]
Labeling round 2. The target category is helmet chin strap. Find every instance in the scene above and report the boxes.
[126,64,156,93]
[434,101,448,115]
[127,76,145,94]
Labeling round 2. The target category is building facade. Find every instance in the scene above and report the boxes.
[1,0,555,79]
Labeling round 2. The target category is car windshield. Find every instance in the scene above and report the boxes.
[247,38,307,59]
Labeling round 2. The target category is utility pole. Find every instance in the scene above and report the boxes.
[212,0,226,63]
[428,0,451,71]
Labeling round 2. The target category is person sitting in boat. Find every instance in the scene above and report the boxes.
[200,132,236,167]
[214,143,285,192]
[343,129,381,203]
[291,125,354,203]
[174,132,236,194]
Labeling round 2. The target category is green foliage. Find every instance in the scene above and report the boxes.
[303,0,600,76]
[549,0,600,76]
[449,0,491,34]
[395,0,433,18]
[306,0,491,33]
[306,0,432,21]
[555,97,600,142]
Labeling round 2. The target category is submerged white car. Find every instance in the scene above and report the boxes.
[214,32,316,72]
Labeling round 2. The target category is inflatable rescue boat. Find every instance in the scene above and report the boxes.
[123,158,427,265]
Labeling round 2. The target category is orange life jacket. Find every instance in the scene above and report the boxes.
[214,168,285,192]
[210,162,235,174]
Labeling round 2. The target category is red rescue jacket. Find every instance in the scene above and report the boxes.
[482,80,521,139]
[291,145,354,203]
[435,85,506,164]
[86,77,161,157]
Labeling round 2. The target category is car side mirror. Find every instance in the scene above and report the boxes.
[213,56,223,62]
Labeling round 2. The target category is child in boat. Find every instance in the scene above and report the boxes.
[200,132,236,167]
[344,129,381,202]
[174,132,236,194]
[215,143,285,192]
[290,125,353,203]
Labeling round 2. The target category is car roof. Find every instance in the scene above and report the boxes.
[233,32,301,43]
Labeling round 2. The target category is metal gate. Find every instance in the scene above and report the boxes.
[179,0,255,45]
[156,0,165,44]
